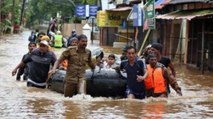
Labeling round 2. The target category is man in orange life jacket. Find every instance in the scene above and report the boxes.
[145,53,182,97]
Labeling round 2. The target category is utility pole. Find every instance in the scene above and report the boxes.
[20,0,26,26]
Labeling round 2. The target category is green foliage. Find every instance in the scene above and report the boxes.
[25,0,98,27]
[0,0,21,33]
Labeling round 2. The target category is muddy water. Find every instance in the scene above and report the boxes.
[0,31,213,118]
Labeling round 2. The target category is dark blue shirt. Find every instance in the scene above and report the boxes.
[23,48,56,84]
[120,59,145,93]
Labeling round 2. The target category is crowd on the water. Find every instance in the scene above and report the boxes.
[11,19,182,100]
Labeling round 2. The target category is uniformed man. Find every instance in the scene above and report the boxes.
[50,34,95,97]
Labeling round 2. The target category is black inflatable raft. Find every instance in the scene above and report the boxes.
[48,69,127,98]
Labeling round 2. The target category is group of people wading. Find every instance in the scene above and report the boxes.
[120,44,182,99]
[11,22,182,99]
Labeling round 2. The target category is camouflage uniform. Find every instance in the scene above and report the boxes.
[59,46,94,97]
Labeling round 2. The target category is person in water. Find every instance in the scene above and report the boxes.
[50,34,95,97]
[12,40,56,88]
[145,53,170,97]
[120,46,148,99]
[150,43,182,96]
[12,42,36,81]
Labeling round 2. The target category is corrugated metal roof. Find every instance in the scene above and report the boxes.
[156,9,213,20]
[167,0,209,5]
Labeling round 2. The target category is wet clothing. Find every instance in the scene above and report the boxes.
[23,48,56,88]
[59,46,93,97]
[120,59,146,99]
[145,63,167,97]
[159,56,172,93]
[126,86,146,99]
[16,53,30,81]
[64,79,86,97]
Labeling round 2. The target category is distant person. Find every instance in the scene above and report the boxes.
[58,37,78,70]
[12,42,36,81]
[47,18,57,35]
[67,29,77,47]
[151,43,176,77]
[35,29,39,37]
[47,18,57,41]
[12,40,57,88]
[28,31,36,43]
[53,31,64,48]
[50,34,95,97]
[120,45,128,61]
[120,46,148,99]
[36,32,46,43]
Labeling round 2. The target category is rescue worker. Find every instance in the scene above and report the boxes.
[151,43,176,77]
[50,34,95,97]
[12,42,37,81]
[145,53,168,97]
[150,43,182,96]
[54,31,64,48]
[120,46,148,99]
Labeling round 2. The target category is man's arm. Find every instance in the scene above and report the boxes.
[163,67,182,96]
[12,61,25,76]
[137,68,148,82]
[12,54,31,76]
[50,56,65,74]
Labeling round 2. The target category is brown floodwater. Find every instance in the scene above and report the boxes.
[0,31,213,118]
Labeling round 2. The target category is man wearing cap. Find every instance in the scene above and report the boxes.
[12,40,57,88]
[50,34,95,97]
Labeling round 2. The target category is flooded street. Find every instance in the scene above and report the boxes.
[0,31,213,119]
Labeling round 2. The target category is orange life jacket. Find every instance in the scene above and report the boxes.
[145,64,166,94]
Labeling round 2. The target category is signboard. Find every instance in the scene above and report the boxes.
[145,0,155,29]
[132,4,143,27]
[75,5,86,17]
[89,5,98,16]
[97,11,130,27]
[75,5,98,17]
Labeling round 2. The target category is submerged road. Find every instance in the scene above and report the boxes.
[0,31,213,118]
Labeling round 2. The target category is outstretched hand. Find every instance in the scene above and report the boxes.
[12,69,17,76]
[176,89,182,96]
